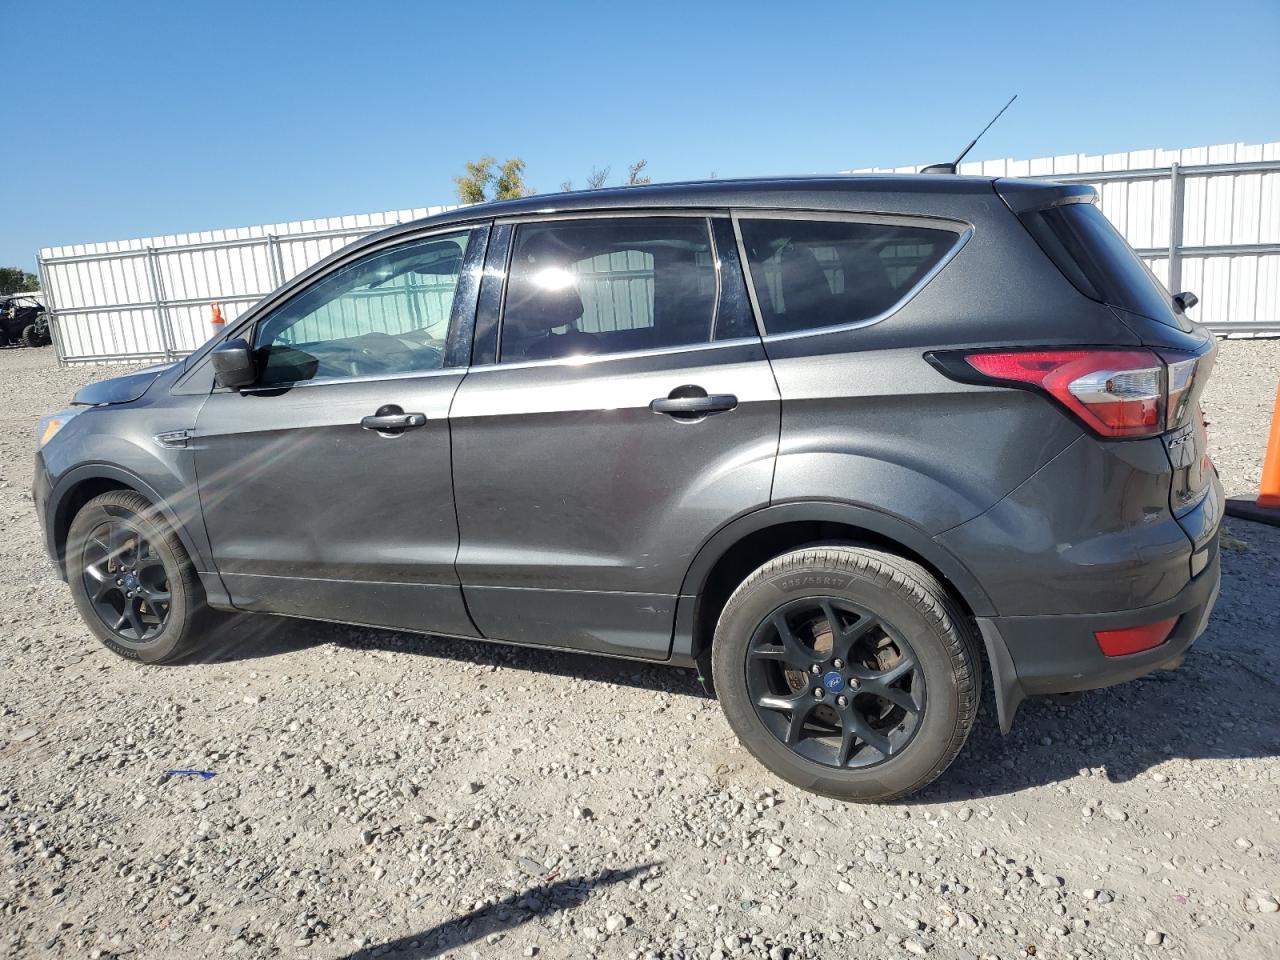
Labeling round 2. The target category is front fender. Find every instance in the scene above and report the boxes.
[47,463,209,581]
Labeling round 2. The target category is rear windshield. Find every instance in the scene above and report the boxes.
[1021,201,1179,326]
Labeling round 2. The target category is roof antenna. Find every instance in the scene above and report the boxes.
[920,94,1018,175]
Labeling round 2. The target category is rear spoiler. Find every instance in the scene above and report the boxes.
[994,179,1097,214]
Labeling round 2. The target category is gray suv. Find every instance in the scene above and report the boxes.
[33,176,1222,800]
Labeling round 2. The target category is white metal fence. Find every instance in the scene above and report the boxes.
[38,205,456,364]
[38,140,1280,364]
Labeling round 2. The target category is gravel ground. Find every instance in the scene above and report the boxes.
[1,341,1278,960]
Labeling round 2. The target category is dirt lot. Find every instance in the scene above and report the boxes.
[1,341,1278,960]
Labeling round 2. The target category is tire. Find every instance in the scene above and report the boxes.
[712,546,980,802]
[66,491,217,663]
[21,324,44,348]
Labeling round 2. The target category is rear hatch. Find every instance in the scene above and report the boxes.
[995,178,1220,552]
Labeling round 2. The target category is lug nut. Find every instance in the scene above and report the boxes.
[836,695,849,707]
[126,591,134,598]
[848,677,860,689]
[809,663,821,675]
[115,578,123,585]
[813,687,825,699]
[833,658,844,669]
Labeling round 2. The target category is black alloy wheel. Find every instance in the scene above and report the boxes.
[745,596,925,769]
[81,519,172,643]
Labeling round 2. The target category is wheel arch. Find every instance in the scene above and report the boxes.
[672,500,995,667]
[49,464,207,582]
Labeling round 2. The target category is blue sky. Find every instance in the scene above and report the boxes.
[2,0,1277,270]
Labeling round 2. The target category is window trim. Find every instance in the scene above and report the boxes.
[491,212,731,367]
[730,209,973,342]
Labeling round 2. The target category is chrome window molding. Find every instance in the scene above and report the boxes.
[233,365,465,393]
[730,209,973,343]
[493,208,726,225]
[225,335,763,387]
[467,335,760,373]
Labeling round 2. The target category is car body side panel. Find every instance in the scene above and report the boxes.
[192,373,480,638]
[767,347,1083,536]
[40,379,215,579]
[936,435,1207,615]
[450,342,780,658]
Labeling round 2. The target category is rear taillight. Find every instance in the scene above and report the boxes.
[1161,353,1199,429]
[964,349,1165,438]
[931,347,1206,440]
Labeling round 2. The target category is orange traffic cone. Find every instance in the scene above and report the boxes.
[210,301,225,338]
[1258,382,1280,509]
[1226,380,1280,526]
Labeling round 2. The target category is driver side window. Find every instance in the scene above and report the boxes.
[253,230,472,385]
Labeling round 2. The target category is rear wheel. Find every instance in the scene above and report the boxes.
[67,491,217,663]
[21,324,45,348]
[712,546,980,801]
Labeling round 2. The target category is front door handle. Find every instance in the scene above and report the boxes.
[361,405,427,434]
[650,387,738,418]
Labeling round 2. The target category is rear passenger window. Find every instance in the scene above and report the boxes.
[738,218,960,335]
[499,217,718,363]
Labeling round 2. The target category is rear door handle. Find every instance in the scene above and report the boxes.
[361,406,428,433]
[650,392,738,417]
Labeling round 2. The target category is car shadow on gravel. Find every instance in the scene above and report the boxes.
[911,646,1280,803]
[188,612,712,698]
[337,863,656,959]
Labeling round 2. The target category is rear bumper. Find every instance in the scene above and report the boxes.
[977,541,1220,732]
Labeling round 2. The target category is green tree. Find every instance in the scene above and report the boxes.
[453,156,533,203]
[493,158,530,200]
[0,267,39,295]
[453,156,496,204]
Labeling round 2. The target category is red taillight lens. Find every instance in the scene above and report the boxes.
[964,349,1166,438]
[1095,617,1177,657]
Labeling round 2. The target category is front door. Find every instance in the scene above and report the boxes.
[450,214,780,658]
[193,226,487,636]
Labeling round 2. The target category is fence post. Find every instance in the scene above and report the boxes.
[266,234,284,289]
[269,234,287,290]
[1167,161,1184,294]
[35,254,68,365]
[145,247,177,359]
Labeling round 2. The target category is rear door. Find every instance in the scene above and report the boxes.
[449,214,779,658]
[193,225,488,636]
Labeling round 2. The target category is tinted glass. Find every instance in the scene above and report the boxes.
[1022,201,1180,327]
[500,217,717,363]
[738,218,958,335]
[253,230,471,384]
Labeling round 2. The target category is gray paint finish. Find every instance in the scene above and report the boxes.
[450,341,780,657]
[34,173,1221,730]
[192,372,479,638]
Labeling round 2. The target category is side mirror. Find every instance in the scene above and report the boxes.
[1173,291,1199,312]
[211,338,257,389]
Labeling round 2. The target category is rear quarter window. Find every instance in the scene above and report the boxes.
[1019,200,1181,327]
[737,217,962,336]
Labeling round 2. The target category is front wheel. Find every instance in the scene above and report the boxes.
[66,491,218,663]
[21,324,45,348]
[712,546,981,801]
